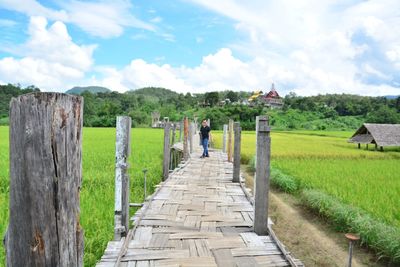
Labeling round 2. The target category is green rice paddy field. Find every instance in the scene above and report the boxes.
[212,130,400,228]
[0,127,164,266]
[1,126,399,266]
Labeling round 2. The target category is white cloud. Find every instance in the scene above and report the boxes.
[0,18,17,27]
[186,0,400,96]
[59,0,154,38]
[0,16,96,91]
[0,0,154,38]
[91,46,399,96]
[150,16,162,23]
[0,0,68,21]
[92,48,286,93]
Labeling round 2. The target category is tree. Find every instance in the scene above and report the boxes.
[204,92,219,107]
[226,91,238,102]
[366,106,400,124]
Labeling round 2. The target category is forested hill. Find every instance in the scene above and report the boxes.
[129,87,179,100]
[1,84,399,130]
[66,86,111,94]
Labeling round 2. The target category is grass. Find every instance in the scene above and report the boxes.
[0,126,164,266]
[213,130,400,228]
[2,126,400,264]
[302,189,400,263]
[214,129,400,263]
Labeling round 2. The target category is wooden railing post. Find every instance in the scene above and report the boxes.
[114,116,131,240]
[171,123,176,145]
[227,119,233,162]
[7,93,84,266]
[189,122,194,154]
[179,120,183,142]
[254,115,260,194]
[183,117,189,160]
[163,122,171,181]
[254,116,271,235]
[233,122,241,183]
[222,124,228,153]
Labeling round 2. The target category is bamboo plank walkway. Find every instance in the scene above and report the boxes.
[97,147,303,267]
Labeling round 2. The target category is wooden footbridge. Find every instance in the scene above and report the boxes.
[98,117,303,266]
[4,93,302,267]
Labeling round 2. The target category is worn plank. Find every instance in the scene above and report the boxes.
[212,249,235,267]
[97,145,302,267]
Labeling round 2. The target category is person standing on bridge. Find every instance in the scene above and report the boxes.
[200,119,211,158]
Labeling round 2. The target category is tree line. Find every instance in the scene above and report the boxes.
[1,84,399,130]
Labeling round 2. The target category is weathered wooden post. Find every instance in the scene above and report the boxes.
[6,93,84,266]
[183,117,189,160]
[222,124,228,153]
[114,116,131,240]
[179,120,183,142]
[163,122,171,181]
[171,123,176,145]
[233,122,241,183]
[254,115,260,194]
[254,116,271,235]
[227,119,234,162]
[189,122,194,154]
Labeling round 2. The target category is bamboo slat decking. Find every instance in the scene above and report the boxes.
[97,147,303,267]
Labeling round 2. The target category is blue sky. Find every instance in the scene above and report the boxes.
[0,0,399,96]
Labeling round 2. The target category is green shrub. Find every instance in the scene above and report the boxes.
[246,156,299,193]
[302,189,400,263]
[270,168,299,193]
[247,155,256,173]
[0,117,9,126]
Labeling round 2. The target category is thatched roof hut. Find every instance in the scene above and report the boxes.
[349,123,400,149]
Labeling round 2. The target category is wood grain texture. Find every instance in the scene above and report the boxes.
[254,116,271,235]
[115,116,132,240]
[233,122,241,183]
[222,124,228,153]
[163,123,171,181]
[7,92,83,266]
[183,118,189,160]
[98,140,302,267]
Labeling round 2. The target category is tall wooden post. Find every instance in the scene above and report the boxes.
[114,116,131,240]
[233,122,241,183]
[222,124,228,153]
[171,123,176,145]
[254,116,271,235]
[189,122,194,154]
[254,115,260,194]
[179,120,183,142]
[163,122,171,181]
[183,117,189,160]
[227,119,234,162]
[7,93,84,266]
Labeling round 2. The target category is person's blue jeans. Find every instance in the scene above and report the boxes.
[202,138,209,156]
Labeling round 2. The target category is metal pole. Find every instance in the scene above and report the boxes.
[348,241,353,267]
